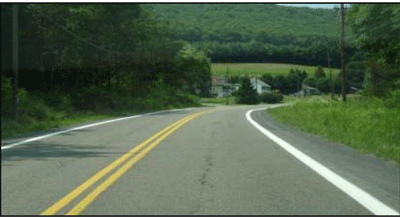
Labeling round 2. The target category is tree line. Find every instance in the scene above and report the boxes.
[149,4,358,68]
[1,4,211,96]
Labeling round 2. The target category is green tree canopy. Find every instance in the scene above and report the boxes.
[347,4,400,64]
[237,76,259,104]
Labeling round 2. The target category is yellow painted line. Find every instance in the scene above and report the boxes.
[65,112,204,215]
[40,111,202,215]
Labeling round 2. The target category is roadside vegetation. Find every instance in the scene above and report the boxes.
[1,4,208,139]
[266,4,400,163]
[1,75,201,139]
[201,96,238,105]
[267,95,400,163]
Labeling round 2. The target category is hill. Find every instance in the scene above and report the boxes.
[148,4,356,67]
[149,4,341,37]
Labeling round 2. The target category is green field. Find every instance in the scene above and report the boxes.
[211,63,340,77]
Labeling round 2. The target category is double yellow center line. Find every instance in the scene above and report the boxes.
[41,108,223,215]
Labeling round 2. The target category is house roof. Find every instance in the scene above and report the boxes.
[212,76,227,86]
[250,78,271,87]
[302,84,320,91]
[301,84,320,92]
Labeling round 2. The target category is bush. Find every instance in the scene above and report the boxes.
[258,92,283,104]
[314,66,326,78]
[71,87,117,112]
[230,90,239,97]
[237,76,259,104]
[40,91,73,112]
[1,75,12,114]
[383,90,400,110]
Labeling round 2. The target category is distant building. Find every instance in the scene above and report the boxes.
[210,76,240,97]
[211,76,272,97]
[250,77,271,94]
[350,86,359,94]
[295,84,321,96]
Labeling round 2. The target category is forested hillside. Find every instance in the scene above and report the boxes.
[148,4,356,67]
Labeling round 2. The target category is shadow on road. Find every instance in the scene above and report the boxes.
[146,109,193,116]
[1,142,113,163]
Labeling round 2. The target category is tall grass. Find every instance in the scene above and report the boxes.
[1,85,201,139]
[267,96,400,163]
[211,63,340,77]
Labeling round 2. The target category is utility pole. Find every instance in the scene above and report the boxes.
[12,4,19,120]
[340,3,347,102]
[327,47,334,100]
[225,67,229,105]
[255,75,258,94]
[296,72,300,97]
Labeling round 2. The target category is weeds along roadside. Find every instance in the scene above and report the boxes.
[266,95,400,163]
[1,81,202,140]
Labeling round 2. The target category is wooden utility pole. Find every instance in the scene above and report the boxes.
[12,4,19,120]
[327,47,334,100]
[225,67,229,105]
[340,4,347,102]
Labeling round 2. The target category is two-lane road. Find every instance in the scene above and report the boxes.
[1,105,399,215]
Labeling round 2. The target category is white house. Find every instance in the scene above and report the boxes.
[210,76,239,97]
[250,77,271,94]
[294,84,321,96]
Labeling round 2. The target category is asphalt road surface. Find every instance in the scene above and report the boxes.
[1,104,399,215]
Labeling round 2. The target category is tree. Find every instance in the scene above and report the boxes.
[237,75,259,104]
[172,44,211,96]
[347,4,400,97]
[261,73,274,88]
[314,66,326,78]
[347,4,400,65]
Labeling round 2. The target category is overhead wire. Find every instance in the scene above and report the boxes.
[20,4,138,55]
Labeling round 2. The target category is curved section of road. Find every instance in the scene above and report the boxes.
[1,104,399,215]
[246,107,399,215]
[1,108,195,150]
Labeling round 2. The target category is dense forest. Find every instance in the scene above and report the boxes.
[148,4,357,67]
[1,4,211,95]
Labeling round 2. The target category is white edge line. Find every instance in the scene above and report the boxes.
[1,107,195,150]
[246,106,399,215]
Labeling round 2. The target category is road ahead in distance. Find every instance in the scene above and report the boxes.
[1,104,399,215]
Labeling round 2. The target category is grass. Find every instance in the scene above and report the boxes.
[1,103,203,140]
[1,113,114,139]
[266,95,400,163]
[211,63,340,77]
[281,95,300,104]
[1,86,202,140]
[201,96,238,105]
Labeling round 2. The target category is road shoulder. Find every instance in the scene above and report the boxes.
[250,108,400,213]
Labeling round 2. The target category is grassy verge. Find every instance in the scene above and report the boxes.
[1,113,113,139]
[1,86,202,140]
[281,95,300,104]
[266,95,400,163]
[211,63,340,77]
[201,96,238,105]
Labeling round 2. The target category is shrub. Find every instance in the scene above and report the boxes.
[259,92,283,104]
[230,90,239,97]
[314,65,326,78]
[237,76,259,104]
[1,75,12,114]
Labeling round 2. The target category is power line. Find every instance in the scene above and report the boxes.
[24,4,137,55]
